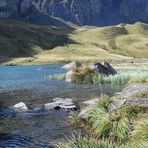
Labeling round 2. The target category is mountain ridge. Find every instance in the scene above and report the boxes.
[0,0,148,26]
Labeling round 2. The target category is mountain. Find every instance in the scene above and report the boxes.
[0,0,148,26]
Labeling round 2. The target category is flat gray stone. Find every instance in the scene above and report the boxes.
[44,98,77,110]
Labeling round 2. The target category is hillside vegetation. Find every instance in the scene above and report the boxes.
[0,21,148,65]
[67,22,148,59]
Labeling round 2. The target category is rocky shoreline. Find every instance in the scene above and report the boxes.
[1,84,147,120]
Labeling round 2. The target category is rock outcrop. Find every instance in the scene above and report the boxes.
[0,0,148,26]
[79,84,148,118]
[0,0,68,26]
[108,84,148,112]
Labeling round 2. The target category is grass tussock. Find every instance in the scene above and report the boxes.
[71,67,97,84]
[57,134,119,148]
[87,97,133,142]
[132,91,148,99]
[130,113,148,142]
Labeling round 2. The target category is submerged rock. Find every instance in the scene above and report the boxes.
[62,61,81,70]
[90,61,117,76]
[0,108,16,119]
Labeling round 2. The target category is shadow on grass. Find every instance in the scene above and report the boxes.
[0,20,78,64]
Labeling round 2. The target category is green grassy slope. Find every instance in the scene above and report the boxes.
[68,22,148,58]
[0,21,147,65]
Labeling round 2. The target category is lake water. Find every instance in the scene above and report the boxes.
[0,65,123,147]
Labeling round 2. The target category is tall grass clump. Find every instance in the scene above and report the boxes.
[45,73,66,80]
[87,105,132,142]
[71,67,148,85]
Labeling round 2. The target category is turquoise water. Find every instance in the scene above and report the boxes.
[0,65,122,147]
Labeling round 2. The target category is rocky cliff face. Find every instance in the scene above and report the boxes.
[34,0,148,26]
[0,0,148,26]
[0,0,68,26]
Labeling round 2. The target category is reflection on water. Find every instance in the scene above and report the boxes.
[0,65,123,147]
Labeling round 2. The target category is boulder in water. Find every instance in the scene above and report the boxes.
[0,108,16,119]
[44,98,78,111]
[62,61,81,70]
[12,102,28,112]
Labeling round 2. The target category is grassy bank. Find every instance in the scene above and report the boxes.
[58,95,148,148]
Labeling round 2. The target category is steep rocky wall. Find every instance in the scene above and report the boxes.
[32,0,148,26]
[0,0,148,26]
